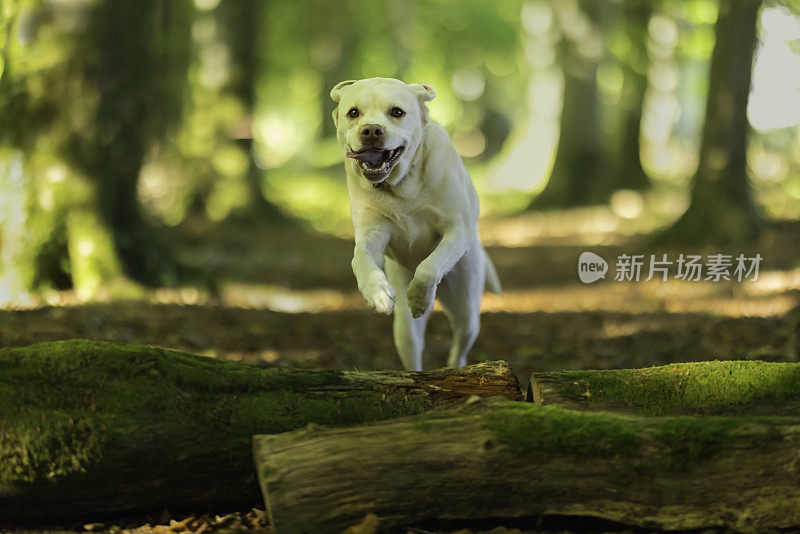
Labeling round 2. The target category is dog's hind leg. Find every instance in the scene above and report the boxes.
[385,258,428,371]
[437,245,484,368]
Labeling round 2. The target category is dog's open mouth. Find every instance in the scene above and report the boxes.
[346,146,405,178]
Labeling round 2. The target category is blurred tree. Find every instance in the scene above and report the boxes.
[660,0,763,244]
[0,0,196,303]
[307,2,357,141]
[78,0,196,285]
[1,0,110,302]
[529,0,612,209]
[136,0,292,227]
[217,0,289,223]
[615,0,654,192]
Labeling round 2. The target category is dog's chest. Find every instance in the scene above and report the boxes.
[378,196,444,269]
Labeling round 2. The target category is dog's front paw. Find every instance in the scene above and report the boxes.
[360,271,396,315]
[407,277,435,318]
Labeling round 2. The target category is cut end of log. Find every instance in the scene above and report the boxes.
[412,360,524,403]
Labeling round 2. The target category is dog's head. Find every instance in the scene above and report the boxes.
[331,77,435,185]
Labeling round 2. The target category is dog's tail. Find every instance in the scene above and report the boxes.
[482,247,502,295]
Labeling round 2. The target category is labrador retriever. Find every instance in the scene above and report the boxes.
[331,77,501,370]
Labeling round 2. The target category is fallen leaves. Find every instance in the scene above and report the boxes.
[79,509,270,534]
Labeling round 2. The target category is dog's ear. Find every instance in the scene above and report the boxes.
[409,83,436,102]
[331,80,356,128]
[330,80,357,103]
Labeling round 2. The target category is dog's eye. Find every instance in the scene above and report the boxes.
[347,108,360,118]
[390,107,405,118]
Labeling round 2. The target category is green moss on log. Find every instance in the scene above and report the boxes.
[542,361,800,415]
[487,403,641,458]
[650,416,747,470]
[0,339,432,488]
[483,400,782,471]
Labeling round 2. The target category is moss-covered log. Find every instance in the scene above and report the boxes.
[528,360,800,415]
[0,339,521,520]
[255,397,800,533]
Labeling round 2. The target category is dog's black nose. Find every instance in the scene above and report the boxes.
[360,123,384,143]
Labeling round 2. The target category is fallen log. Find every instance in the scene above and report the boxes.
[254,397,800,533]
[0,339,521,520]
[528,360,800,415]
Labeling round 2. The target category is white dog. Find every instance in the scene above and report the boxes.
[331,77,501,371]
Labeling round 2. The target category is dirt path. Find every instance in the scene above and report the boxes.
[2,214,798,385]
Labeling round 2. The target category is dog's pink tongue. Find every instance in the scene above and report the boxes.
[346,148,386,165]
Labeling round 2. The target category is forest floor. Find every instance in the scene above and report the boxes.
[3,207,800,533]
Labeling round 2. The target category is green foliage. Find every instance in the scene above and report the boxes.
[0,1,98,300]
[0,0,197,300]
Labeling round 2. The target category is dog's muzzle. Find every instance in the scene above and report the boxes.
[346,146,405,181]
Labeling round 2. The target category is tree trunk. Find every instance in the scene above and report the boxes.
[255,397,800,533]
[218,0,290,224]
[527,360,800,415]
[0,1,198,303]
[80,0,197,287]
[615,0,652,191]
[0,340,521,520]
[659,0,762,245]
[0,0,113,303]
[529,0,609,209]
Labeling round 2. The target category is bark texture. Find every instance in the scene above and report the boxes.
[0,340,520,520]
[255,398,800,533]
[661,0,762,244]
